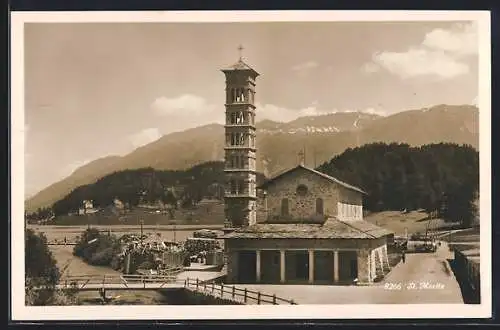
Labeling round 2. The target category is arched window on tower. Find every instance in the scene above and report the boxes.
[230,179,237,194]
[237,179,245,195]
[231,89,236,103]
[281,198,289,216]
[236,111,244,124]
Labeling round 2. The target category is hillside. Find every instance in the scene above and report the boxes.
[26,105,479,212]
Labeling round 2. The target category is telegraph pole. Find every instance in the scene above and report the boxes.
[173,222,177,243]
[140,219,144,242]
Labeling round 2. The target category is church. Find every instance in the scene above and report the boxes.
[221,49,394,285]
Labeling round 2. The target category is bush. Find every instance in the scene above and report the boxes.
[184,238,220,255]
[90,247,115,266]
[25,229,77,305]
[73,228,121,267]
[137,261,154,270]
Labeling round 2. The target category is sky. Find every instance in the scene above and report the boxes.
[23,21,479,198]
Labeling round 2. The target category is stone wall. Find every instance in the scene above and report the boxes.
[339,186,363,205]
[257,167,363,223]
[357,249,370,283]
[225,249,239,283]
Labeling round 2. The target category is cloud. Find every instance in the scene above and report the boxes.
[371,49,469,79]
[291,61,319,72]
[422,22,478,56]
[151,94,224,130]
[129,128,162,148]
[361,62,380,74]
[363,22,477,80]
[152,94,211,117]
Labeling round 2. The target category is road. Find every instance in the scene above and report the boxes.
[377,241,464,304]
[241,241,464,304]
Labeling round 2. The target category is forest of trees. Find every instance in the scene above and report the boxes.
[317,142,479,227]
[52,161,266,217]
[49,143,478,228]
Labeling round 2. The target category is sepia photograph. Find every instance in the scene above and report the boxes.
[10,10,491,320]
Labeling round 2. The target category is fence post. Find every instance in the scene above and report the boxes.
[212,282,215,294]
[257,292,261,304]
[273,294,276,305]
[244,288,247,303]
[196,278,199,290]
[102,274,106,288]
[232,285,235,299]
[221,283,224,297]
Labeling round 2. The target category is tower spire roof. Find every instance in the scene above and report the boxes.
[221,45,259,76]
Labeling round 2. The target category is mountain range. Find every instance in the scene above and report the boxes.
[25,104,479,212]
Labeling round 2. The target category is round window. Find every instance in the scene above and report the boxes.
[296,184,308,196]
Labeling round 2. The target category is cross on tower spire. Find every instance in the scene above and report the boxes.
[238,44,244,61]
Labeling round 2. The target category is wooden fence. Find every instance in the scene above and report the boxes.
[59,273,181,290]
[184,278,297,305]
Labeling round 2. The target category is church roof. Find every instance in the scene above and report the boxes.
[224,218,393,240]
[259,164,367,195]
[221,59,259,76]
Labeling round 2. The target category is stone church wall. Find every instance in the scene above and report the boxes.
[258,167,363,222]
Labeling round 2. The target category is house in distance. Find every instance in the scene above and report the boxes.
[221,50,394,285]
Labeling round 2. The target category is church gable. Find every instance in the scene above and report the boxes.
[260,166,340,223]
[260,165,366,195]
[258,165,365,224]
[263,166,340,196]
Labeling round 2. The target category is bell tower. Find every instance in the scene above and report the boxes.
[221,46,259,229]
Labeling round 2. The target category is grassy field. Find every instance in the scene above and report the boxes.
[49,245,121,277]
[447,227,480,243]
[364,210,460,236]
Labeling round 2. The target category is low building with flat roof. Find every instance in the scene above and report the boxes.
[224,164,394,285]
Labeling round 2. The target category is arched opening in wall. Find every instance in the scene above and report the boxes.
[281,198,289,216]
[237,179,245,195]
[239,133,246,146]
[296,184,308,196]
[236,111,245,124]
[316,198,324,215]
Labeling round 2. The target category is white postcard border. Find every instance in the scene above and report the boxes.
[10,10,492,320]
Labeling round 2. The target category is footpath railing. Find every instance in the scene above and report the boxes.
[59,273,182,289]
[184,278,297,305]
[48,241,78,246]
